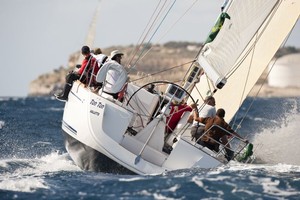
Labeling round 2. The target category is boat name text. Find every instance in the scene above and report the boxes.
[90,99,105,109]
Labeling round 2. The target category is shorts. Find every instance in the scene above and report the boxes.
[190,126,205,141]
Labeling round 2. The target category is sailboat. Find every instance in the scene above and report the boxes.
[59,0,300,175]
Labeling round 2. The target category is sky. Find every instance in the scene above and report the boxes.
[0,0,299,97]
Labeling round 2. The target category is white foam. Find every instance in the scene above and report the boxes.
[227,162,300,173]
[38,152,80,172]
[0,120,5,129]
[191,176,204,187]
[119,177,145,182]
[250,176,300,197]
[252,112,300,165]
[47,107,64,111]
[153,193,176,200]
[137,190,152,197]
[0,152,80,192]
[167,184,180,192]
[0,159,8,168]
[32,141,52,146]
[0,97,14,101]
[0,177,49,193]
[191,175,221,195]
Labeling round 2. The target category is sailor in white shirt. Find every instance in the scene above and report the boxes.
[92,48,108,68]
[96,50,128,99]
[190,96,216,141]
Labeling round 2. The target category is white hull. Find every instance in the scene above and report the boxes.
[61,81,247,175]
[59,0,299,175]
[62,130,134,174]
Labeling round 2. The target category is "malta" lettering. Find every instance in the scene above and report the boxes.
[90,99,105,109]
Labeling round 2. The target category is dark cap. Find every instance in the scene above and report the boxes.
[81,46,90,55]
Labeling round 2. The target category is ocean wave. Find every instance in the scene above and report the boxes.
[0,97,26,101]
[252,112,300,165]
[0,152,80,193]
[249,176,300,197]
[0,120,4,129]
[0,176,49,193]
[225,162,300,173]
[47,107,64,111]
[187,163,300,199]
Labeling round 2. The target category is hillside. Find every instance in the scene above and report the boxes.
[29,42,300,97]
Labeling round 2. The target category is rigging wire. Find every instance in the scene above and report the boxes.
[129,60,194,83]
[126,0,205,96]
[205,0,282,131]
[231,33,258,129]
[132,0,200,68]
[225,1,281,80]
[129,0,178,72]
[234,26,295,137]
[230,1,297,136]
[125,0,167,68]
[190,70,217,104]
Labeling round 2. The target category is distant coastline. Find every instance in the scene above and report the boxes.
[29,42,300,98]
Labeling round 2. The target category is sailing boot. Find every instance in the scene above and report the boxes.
[55,84,72,102]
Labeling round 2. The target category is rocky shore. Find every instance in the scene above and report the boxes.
[29,42,300,98]
[249,84,300,97]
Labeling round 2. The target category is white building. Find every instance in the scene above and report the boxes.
[268,53,300,88]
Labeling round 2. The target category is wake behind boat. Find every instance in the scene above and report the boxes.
[58,0,300,175]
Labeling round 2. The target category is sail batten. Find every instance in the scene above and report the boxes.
[191,0,300,122]
[198,0,279,87]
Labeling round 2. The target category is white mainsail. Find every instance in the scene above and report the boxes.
[198,0,279,88]
[191,0,300,122]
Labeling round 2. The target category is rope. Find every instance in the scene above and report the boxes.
[235,32,293,135]
[129,60,194,83]
[231,33,258,129]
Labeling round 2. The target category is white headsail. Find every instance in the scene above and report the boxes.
[191,0,300,122]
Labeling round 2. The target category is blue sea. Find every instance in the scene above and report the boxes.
[0,96,300,199]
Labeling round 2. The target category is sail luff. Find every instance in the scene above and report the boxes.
[197,0,280,88]
[191,0,300,122]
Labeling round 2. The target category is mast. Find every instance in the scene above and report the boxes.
[76,0,102,64]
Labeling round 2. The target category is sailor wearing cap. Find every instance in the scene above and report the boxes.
[190,96,217,141]
[55,45,97,101]
[110,50,124,62]
[96,50,128,100]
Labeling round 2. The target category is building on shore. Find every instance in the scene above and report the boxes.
[268,53,300,88]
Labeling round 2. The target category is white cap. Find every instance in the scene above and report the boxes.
[110,50,124,59]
